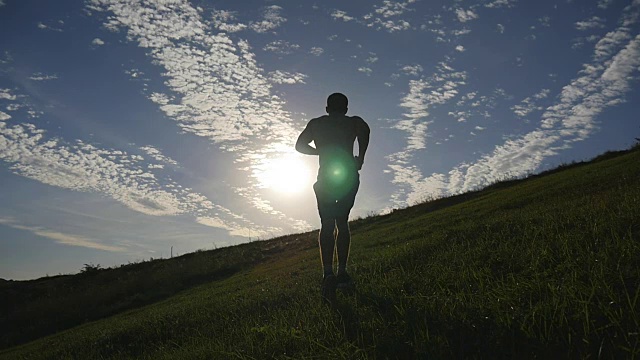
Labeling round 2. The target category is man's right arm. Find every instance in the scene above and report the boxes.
[295,121,319,156]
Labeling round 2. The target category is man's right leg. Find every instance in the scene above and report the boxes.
[319,218,336,276]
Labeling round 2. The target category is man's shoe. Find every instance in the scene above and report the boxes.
[336,272,355,292]
[321,274,337,305]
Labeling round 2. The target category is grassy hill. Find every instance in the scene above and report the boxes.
[1,147,639,359]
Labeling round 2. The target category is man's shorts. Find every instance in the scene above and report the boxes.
[313,173,360,221]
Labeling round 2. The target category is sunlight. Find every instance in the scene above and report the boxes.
[258,154,313,194]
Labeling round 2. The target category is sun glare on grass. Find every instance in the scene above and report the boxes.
[259,154,313,194]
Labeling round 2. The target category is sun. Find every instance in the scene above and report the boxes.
[259,154,313,194]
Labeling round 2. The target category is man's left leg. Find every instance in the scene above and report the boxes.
[335,216,350,275]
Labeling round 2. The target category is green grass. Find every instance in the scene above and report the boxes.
[1,147,639,359]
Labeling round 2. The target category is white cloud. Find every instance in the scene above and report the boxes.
[268,70,307,84]
[363,0,415,32]
[29,73,58,81]
[0,218,126,252]
[455,45,465,52]
[358,67,373,75]
[36,21,64,32]
[387,61,467,189]
[0,111,11,121]
[485,0,517,8]
[331,10,354,22]
[575,16,606,31]
[455,8,479,23]
[598,0,614,9]
[511,88,550,118]
[390,2,640,205]
[497,23,505,33]
[92,38,105,46]
[0,1,5,7]
[309,47,324,56]
[250,5,286,33]
[211,9,247,33]
[0,89,16,101]
[400,64,423,76]
[263,40,300,55]
[88,0,310,232]
[139,145,178,166]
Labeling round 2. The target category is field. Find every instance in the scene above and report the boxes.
[1,146,639,359]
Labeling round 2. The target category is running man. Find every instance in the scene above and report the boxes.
[295,93,370,304]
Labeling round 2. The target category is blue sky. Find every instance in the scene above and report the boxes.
[1,0,638,280]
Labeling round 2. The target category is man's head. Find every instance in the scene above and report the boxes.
[326,93,348,115]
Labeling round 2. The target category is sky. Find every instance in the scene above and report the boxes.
[1,0,639,280]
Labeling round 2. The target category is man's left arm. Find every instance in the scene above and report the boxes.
[295,121,319,156]
[354,117,370,170]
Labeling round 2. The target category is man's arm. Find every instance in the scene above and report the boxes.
[295,121,318,156]
[355,117,370,170]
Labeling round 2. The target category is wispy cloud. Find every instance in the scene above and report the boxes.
[389,2,640,205]
[575,16,606,31]
[331,10,354,22]
[0,218,126,252]
[309,47,324,56]
[29,73,59,81]
[511,88,550,118]
[92,38,105,46]
[87,0,310,232]
[250,5,286,33]
[263,40,300,55]
[485,0,518,8]
[455,9,479,23]
[268,70,307,84]
[387,61,467,197]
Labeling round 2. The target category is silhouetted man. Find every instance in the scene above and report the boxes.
[295,93,370,304]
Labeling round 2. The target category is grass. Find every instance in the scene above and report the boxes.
[1,146,639,359]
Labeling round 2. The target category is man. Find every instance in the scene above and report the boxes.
[295,93,370,304]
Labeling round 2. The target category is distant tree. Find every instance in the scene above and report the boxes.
[81,263,102,274]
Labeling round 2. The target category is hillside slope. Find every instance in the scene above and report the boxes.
[2,147,639,359]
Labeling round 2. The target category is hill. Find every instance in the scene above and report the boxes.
[1,146,639,359]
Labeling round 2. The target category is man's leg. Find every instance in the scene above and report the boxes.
[319,218,336,276]
[335,216,350,275]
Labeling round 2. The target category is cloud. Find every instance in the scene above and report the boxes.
[29,73,59,81]
[88,0,310,232]
[309,47,324,56]
[263,40,300,55]
[358,67,373,75]
[0,89,273,237]
[250,5,286,33]
[598,0,614,9]
[511,88,550,118]
[92,38,105,45]
[268,70,307,84]
[211,9,247,33]
[362,0,416,32]
[455,9,479,23]
[0,218,126,252]
[0,111,11,121]
[139,145,178,166]
[485,0,517,8]
[389,2,640,205]
[0,1,5,7]
[497,23,505,33]
[331,10,354,22]
[455,45,465,52]
[386,61,467,178]
[575,16,606,31]
[400,64,423,76]
[37,21,64,32]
